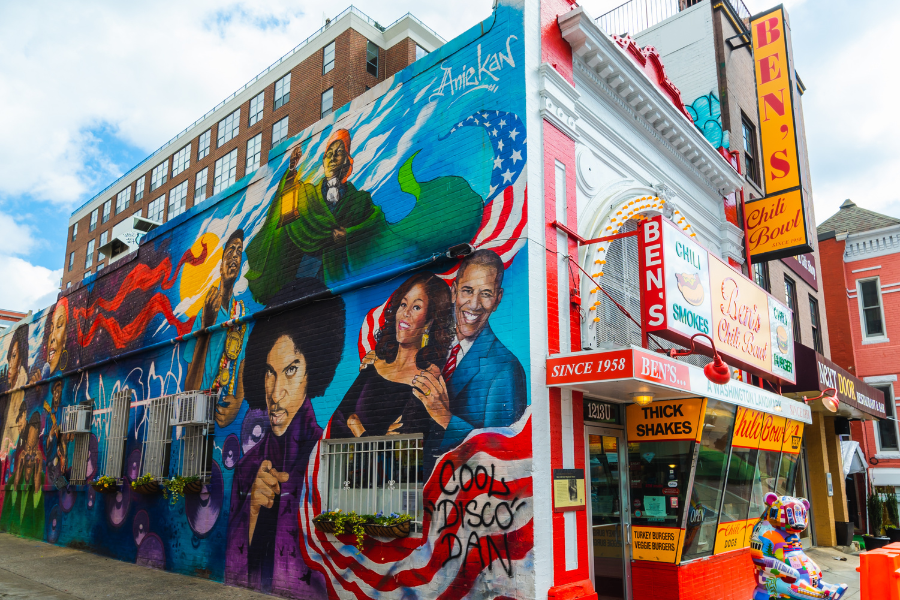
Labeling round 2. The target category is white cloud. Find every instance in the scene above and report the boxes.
[0,256,61,312]
[0,212,37,256]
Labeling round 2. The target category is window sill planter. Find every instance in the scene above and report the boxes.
[312,511,413,548]
[313,518,337,535]
[131,474,161,495]
[182,479,204,495]
[363,520,411,539]
[91,477,119,494]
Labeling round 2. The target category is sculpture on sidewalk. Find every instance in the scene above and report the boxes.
[750,493,848,600]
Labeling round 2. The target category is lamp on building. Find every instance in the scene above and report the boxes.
[656,333,731,385]
[803,387,839,413]
[631,392,654,406]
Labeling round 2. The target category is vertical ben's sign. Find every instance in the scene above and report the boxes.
[746,8,812,262]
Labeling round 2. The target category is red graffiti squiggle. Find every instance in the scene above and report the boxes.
[74,243,208,349]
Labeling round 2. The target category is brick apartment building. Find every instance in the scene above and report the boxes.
[61,7,443,289]
[818,199,900,529]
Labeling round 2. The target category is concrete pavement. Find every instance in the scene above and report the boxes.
[0,533,271,599]
[806,546,861,600]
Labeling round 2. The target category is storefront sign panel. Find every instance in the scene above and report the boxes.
[631,526,684,563]
[546,349,632,386]
[709,258,772,375]
[713,518,755,555]
[584,398,621,424]
[768,296,795,381]
[782,253,818,290]
[626,398,706,443]
[758,414,788,452]
[781,420,804,454]
[633,349,691,388]
[732,406,765,449]
[745,189,812,262]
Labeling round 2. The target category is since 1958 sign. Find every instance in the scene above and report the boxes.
[638,215,796,384]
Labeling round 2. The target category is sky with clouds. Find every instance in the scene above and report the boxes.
[0,0,895,312]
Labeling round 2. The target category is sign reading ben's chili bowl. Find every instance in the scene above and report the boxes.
[638,215,796,384]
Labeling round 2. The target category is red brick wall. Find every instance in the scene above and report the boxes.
[541,0,577,86]
[818,237,856,372]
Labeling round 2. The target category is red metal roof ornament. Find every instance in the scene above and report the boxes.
[610,34,693,122]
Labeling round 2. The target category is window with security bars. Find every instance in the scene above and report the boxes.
[249,91,264,126]
[172,144,190,177]
[148,196,165,223]
[322,436,424,526]
[274,73,290,109]
[214,149,238,194]
[195,167,208,200]
[198,129,211,160]
[150,160,168,191]
[101,389,130,479]
[272,116,288,147]
[218,108,241,147]
[366,41,379,77]
[246,133,262,173]
[168,181,188,219]
[102,199,111,223]
[139,396,175,481]
[171,392,215,480]
[61,402,93,485]
[116,188,130,214]
[594,218,711,368]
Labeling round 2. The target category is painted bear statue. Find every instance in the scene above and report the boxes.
[749,493,848,600]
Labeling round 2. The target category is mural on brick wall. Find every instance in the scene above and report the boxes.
[0,2,531,599]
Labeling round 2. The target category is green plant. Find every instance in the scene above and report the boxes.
[315,510,367,550]
[881,487,899,530]
[93,476,117,490]
[162,476,200,505]
[131,473,155,489]
[868,490,885,535]
[370,512,412,526]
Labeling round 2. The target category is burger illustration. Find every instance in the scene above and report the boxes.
[675,273,705,306]
[776,325,789,354]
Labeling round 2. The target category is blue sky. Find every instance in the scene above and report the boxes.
[0,0,896,312]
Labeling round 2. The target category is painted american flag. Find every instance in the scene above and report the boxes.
[357,110,528,359]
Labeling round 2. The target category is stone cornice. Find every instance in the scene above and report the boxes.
[539,63,581,141]
[843,223,900,263]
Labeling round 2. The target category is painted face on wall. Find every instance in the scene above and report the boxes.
[264,335,308,437]
[48,303,68,373]
[395,284,431,346]
[452,264,503,341]
[7,342,20,386]
[323,140,349,182]
[16,407,26,436]
[51,382,63,413]
[221,238,243,287]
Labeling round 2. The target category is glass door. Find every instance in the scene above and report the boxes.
[586,426,631,600]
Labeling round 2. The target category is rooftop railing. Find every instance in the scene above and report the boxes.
[71,6,444,219]
[596,0,750,38]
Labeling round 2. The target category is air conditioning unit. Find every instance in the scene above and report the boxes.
[171,392,213,426]
[61,405,92,434]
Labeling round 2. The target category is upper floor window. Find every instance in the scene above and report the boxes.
[321,87,334,119]
[323,41,335,74]
[99,230,108,248]
[246,134,262,173]
[195,168,208,200]
[218,108,241,147]
[859,278,886,339]
[274,73,291,109]
[783,275,801,343]
[752,261,770,293]
[102,200,111,223]
[150,160,168,191]
[116,187,131,214]
[809,295,823,353]
[148,196,165,223]
[71,223,78,241]
[213,149,238,194]
[249,91,264,126]
[172,144,190,177]
[272,116,289,148]
[366,41,379,77]
[742,115,760,187]
[85,239,95,269]
[68,252,75,272]
[135,177,145,202]
[876,384,898,452]
[168,181,188,220]
[89,209,98,232]
[415,44,428,61]
[198,129,211,160]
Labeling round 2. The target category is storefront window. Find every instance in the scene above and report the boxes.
[720,447,759,524]
[776,452,800,495]
[681,400,737,561]
[628,440,693,528]
[749,450,782,519]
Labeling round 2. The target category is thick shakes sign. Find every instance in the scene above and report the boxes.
[638,216,796,384]
[746,7,812,261]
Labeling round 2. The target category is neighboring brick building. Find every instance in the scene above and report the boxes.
[818,199,900,528]
[61,7,443,290]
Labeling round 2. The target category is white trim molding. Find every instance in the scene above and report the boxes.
[540,63,581,141]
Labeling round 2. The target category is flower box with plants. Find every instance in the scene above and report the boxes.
[91,476,119,494]
[161,476,202,505]
[312,510,413,549]
[130,473,161,495]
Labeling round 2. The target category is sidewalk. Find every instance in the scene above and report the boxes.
[0,533,271,599]
[806,547,861,600]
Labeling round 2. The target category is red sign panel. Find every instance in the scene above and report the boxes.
[546,349,633,386]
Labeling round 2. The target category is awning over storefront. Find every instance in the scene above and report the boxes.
[547,346,812,424]
[840,440,867,477]
[872,468,900,487]
[781,344,886,421]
